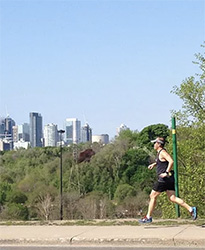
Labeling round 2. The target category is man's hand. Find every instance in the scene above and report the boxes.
[159,172,168,178]
[148,163,156,170]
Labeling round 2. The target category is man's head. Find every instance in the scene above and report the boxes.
[151,137,165,150]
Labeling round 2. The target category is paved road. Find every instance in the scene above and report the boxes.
[0,247,205,250]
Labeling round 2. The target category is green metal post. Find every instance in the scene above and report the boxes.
[172,117,180,218]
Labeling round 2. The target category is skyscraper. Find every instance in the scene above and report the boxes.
[0,117,5,139]
[0,116,16,150]
[44,123,58,147]
[29,112,43,147]
[64,118,81,145]
[12,126,18,142]
[5,116,15,137]
[18,123,30,142]
[81,123,92,143]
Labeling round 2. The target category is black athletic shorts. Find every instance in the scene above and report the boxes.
[153,179,175,192]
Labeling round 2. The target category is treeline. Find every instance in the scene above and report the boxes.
[0,124,169,220]
[0,120,204,220]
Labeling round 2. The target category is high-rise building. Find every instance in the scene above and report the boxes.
[64,118,81,145]
[44,123,58,147]
[0,117,5,139]
[81,123,92,143]
[12,126,18,142]
[0,116,16,149]
[29,112,43,147]
[5,116,15,137]
[0,116,15,141]
[18,123,30,142]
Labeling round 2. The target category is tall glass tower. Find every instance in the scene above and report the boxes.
[18,123,30,142]
[64,118,81,145]
[0,116,15,150]
[81,123,92,143]
[29,112,43,147]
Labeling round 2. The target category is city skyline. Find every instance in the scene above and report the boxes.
[0,113,111,150]
[0,112,128,139]
[1,1,204,138]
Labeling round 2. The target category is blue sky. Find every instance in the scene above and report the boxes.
[0,0,204,139]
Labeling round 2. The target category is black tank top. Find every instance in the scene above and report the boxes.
[156,149,168,176]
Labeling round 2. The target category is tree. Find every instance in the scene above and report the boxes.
[114,184,136,204]
[137,124,169,147]
[7,190,28,204]
[171,43,205,124]
[1,203,29,220]
[63,191,81,219]
[35,193,53,221]
[31,184,57,220]
[0,182,11,206]
[77,191,109,219]
[159,44,205,218]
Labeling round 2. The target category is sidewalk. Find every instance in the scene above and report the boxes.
[0,223,205,247]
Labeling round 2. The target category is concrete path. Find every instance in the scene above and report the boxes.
[0,224,205,247]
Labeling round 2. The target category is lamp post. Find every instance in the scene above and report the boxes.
[58,129,65,220]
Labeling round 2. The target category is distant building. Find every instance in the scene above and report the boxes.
[0,116,15,149]
[92,134,109,144]
[12,126,18,142]
[64,118,81,145]
[29,112,43,147]
[0,138,12,151]
[117,124,129,135]
[5,116,15,137]
[0,117,5,139]
[14,139,30,150]
[44,123,58,147]
[18,123,30,142]
[81,123,92,143]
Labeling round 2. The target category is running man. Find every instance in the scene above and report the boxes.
[139,137,197,223]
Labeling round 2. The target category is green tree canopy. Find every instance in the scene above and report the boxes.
[172,43,205,124]
[159,44,205,218]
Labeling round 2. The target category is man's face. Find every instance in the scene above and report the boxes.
[154,141,160,150]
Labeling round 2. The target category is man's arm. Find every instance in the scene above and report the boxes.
[161,150,174,172]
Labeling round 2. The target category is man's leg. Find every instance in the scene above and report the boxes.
[139,189,161,223]
[166,190,197,220]
[166,190,192,211]
[147,189,161,218]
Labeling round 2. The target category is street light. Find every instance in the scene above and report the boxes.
[58,129,65,220]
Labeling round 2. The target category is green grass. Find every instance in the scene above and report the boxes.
[0,218,204,226]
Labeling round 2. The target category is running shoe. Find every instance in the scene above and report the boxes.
[190,207,197,220]
[138,216,152,223]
